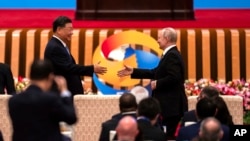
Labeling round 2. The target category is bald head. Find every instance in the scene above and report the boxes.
[158,27,177,50]
[116,116,139,141]
[199,117,223,141]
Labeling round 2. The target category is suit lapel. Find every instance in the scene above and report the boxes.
[52,37,75,62]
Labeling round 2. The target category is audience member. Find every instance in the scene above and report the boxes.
[44,16,107,97]
[192,117,224,141]
[214,96,234,126]
[115,116,139,141]
[137,97,166,141]
[0,62,16,94]
[118,27,188,140]
[8,59,77,141]
[177,98,226,141]
[130,86,149,104]
[99,93,138,141]
[181,86,220,127]
[181,86,234,127]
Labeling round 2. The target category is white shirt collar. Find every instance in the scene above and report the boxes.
[53,35,67,48]
[162,45,176,56]
[121,111,136,115]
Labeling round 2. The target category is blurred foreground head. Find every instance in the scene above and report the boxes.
[29,59,54,91]
[116,116,139,141]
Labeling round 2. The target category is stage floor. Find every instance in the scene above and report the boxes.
[0,9,250,28]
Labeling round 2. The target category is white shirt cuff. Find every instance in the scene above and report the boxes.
[61,90,71,98]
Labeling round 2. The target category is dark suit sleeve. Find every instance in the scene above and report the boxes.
[99,123,110,141]
[4,64,16,94]
[156,52,184,89]
[51,95,77,125]
[176,127,185,141]
[131,68,155,79]
[47,43,94,76]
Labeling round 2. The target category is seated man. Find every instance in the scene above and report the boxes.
[176,98,229,141]
[181,86,220,127]
[192,117,224,141]
[99,93,138,141]
[137,97,166,141]
[181,86,233,127]
[8,59,77,141]
[115,116,139,141]
[0,62,16,94]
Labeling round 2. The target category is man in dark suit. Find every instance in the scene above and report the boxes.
[118,27,188,139]
[115,116,139,141]
[196,117,224,141]
[44,16,107,96]
[99,93,138,141]
[8,59,77,141]
[181,86,233,128]
[137,97,166,141]
[176,98,229,141]
[0,62,16,94]
[181,86,220,127]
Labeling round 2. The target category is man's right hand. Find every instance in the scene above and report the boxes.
[117,65,133,77]
[94,62,107,75]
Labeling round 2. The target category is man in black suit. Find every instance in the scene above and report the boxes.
[0,62,16,94]
[176,98,229,141]
[181,86,220,127]
[8,59,77,141]
[44,16,107,96]
[115,116,139,141]
[196,117,224,141]
[99,93,138,141]
[118,27,188,139]
[137,97,166,141]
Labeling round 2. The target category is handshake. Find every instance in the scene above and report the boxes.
[94,62,157,90]
[93,62,133,77]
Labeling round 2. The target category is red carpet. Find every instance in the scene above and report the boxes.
[0,9,250,28]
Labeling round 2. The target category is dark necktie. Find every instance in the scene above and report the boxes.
[65,46,70,55]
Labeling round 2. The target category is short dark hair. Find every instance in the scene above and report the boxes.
[119,93,137,112]
[52,16,72,32]
[196,98,217,120]
[137,97,161,120]
[30,59,54,80]
[200,86,220,99]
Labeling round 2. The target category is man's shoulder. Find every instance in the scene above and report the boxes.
[183,110,196,119]
[46,37,62,48]
[101,119,119,131]
[102,113,122,127]
[180,122,200,132]
[102,118,119,126]
[9,89,58,103]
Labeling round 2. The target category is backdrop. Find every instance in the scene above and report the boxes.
[0,0,250,9]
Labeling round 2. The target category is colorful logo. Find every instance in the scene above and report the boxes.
[92,30,162,95]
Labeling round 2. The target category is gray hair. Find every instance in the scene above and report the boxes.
[162,27,177,43]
